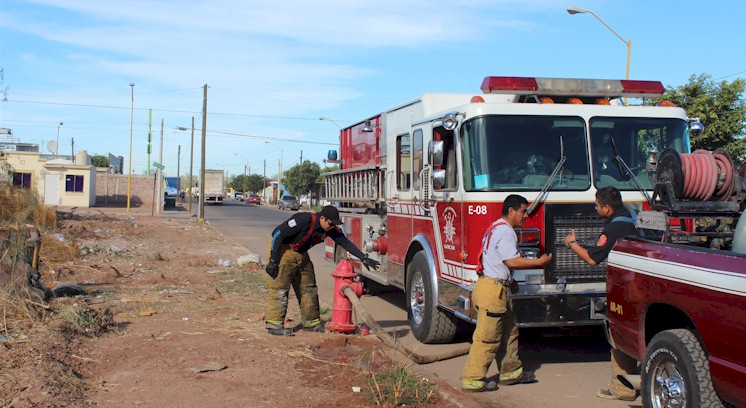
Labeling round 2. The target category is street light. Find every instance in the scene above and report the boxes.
[127,82,134,212]
[177,118,195,215]
[265,141,283,204]
[319,116,342,129]
[55,122,63,157]
[234,153,250,176]
[567,6,631,81]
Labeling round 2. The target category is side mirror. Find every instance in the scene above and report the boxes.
[689,121,704,138]
[429,140,444,167]
[432,169,446,188]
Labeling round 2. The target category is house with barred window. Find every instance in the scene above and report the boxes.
[0,150,96,207]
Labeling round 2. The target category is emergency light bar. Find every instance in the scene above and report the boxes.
[480,76,665,99]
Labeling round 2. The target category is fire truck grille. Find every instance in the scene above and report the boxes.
[544,204,607,281]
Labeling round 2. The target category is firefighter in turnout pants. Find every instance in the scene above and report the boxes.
[563,186,638,401]
[264,205,380,336]
[462,195,552,392]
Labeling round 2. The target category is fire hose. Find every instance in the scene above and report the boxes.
[679,150,735,201]
[342,286,471,364]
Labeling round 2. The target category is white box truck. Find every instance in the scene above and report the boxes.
[203,169,225,205]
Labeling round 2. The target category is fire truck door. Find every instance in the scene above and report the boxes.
[431,128,464,281]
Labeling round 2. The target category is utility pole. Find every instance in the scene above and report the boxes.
[147,109,152,175]
[300,150,303,163]
[159,118,164,169]
[263,159,266,203]
[177,144,181,192]
[189,116,194,214]
[199,84,207,220]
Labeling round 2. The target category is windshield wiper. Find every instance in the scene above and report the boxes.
[527,136,566,215]
[608,135,652,204]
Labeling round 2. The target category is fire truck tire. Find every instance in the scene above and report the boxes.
[641,329,724,408]
[406,251,457,344]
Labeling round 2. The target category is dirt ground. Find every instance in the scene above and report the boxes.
[1,208,471,408]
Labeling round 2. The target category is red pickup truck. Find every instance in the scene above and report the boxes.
[604,147,746,407]
[607,235,746,407]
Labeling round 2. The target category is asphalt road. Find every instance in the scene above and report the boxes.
[178,199,641,408]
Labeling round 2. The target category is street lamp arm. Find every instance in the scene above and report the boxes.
[586,10,630,46]
[319,116,342,129]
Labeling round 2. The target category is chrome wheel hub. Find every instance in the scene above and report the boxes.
[409,272,425,325]
[652,361,687,408]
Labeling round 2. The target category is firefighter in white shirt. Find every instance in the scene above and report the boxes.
[462,194,552,392]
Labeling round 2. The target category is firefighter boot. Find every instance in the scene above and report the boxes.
[461,379,498,393]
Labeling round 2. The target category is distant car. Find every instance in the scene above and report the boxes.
[247,194,261,205]
[234,192,245,201]
[278,195,299,211]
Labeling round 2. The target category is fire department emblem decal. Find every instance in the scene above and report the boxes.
[442,207,457,250]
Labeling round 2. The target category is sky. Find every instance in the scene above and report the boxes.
[1,0,745,179]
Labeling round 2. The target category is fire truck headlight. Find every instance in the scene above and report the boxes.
[519,247,539,259]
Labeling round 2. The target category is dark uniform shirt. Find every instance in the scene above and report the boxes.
[269,212,365,263]
[587,207,636,265]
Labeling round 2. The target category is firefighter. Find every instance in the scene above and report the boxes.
[264,205,380,336]
[563,186,638,401]
[461,195,552,392]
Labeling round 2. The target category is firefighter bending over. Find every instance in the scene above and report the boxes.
[462,195,552,392]
[264,205,380,336]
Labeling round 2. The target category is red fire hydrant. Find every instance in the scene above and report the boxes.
[325,259,364,333]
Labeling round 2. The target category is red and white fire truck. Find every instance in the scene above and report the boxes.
[323,76,700,344]
[606,148,746,407]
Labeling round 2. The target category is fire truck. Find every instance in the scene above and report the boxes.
[323,76,700,344]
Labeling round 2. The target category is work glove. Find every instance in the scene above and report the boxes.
[265,260,279,279]
[362,255,380,271]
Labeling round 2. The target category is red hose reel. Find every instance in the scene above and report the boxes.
[657,149,737,201]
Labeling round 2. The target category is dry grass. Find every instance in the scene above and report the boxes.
[365,362,439,407]
[0,185,57,228]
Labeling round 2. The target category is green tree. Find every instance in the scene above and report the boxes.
[284,160,321,197]
[317,164,339,182]
[229,174,264,193]
[655,74,746,160]
[90,154,110,168]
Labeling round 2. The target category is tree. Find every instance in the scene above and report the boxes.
[229,174,264,193]
[655,74,746,161]
[283,160,321,197]
[90,154,110,168]
[317,165,339,182]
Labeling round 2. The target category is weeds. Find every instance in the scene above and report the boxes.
[53,301,115,337]
[153,252,166,261]
[365,363,438,407]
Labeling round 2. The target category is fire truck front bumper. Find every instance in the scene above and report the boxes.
[509,282,607,328]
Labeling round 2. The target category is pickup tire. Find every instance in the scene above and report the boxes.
[642,329,724,408]
[406,251,457,344]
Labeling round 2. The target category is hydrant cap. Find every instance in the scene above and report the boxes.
[332,259,358,278]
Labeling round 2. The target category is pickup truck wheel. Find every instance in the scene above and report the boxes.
[642,329,723,408]
[406,251,457,344]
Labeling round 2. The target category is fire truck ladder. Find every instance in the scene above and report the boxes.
[322,166,383,203]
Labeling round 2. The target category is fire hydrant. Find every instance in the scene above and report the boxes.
[325,259,364,333]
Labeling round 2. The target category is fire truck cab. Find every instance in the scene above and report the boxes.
[323,76,697,344]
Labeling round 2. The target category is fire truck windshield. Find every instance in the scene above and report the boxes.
[590,117,689,190]
[461,115,690,192]
[462,115,589,191]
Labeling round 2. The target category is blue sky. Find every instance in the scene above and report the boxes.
[1,0,745,179]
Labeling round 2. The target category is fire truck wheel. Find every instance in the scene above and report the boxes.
[406,251,457,344]
[641,329,724,408]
